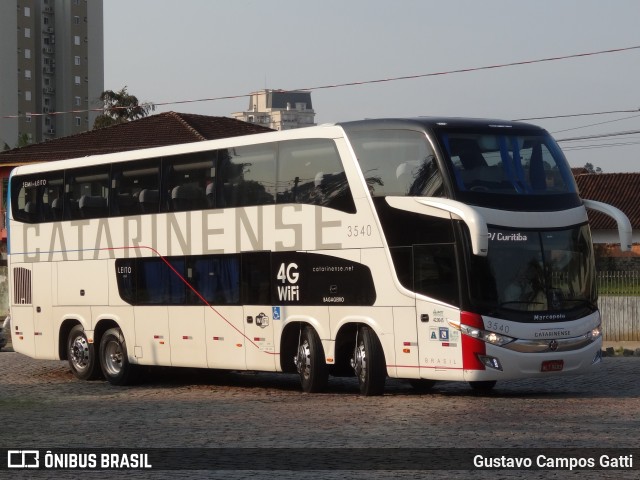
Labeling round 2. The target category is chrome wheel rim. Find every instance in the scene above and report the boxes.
[103,339,123,377]
[70,335,90,371]
[295,339,311,380]
[354,340,367,383]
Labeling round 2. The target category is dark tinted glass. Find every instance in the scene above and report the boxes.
[219,144,276,207]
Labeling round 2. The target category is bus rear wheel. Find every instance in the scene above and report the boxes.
[99,328,138,386]
[294,326,328,393]
[67,324,101,380]
[352,326,386,396]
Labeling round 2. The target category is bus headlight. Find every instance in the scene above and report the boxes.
[460,325,515,346]
[589,324,602,341]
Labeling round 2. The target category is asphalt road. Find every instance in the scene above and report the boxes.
[0,347,639,479]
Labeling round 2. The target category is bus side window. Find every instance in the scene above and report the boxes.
[137,257,186,305]
[413,244,459,305]
[11,173,64,223]
[277,139,355,213]
[12,180,38,223]
[115,259,137,304]
[164,152,216,212]
[189,255,240,305]
[220,144,276,208]
[111,160,160,216]
[43,178,64,222]
[65,166,110,220]
[241,252,271,305]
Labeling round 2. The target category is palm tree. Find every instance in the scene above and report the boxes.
[93,86,155,129]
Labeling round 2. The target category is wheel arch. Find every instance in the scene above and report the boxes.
[280,321,307,373]
[93,318,121,355]
[58,316,121,361]
[58,318,84,360]
[280,314,333,373]
[334,317,389,375]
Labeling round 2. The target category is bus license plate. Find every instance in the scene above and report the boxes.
[541,360,564,372]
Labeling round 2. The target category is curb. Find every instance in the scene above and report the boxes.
[601,347,640,357]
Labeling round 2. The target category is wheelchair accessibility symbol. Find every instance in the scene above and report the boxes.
[439,327,449,341]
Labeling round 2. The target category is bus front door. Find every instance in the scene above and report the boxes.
[416,302,464,381]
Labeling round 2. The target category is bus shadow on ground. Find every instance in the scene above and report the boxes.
[136,366,364,394]
[11,350,631,398]
[122,366,615,399]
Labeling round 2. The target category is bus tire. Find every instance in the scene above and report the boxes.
[295,326,328,393]
[99,327,138,386]
[469,380,497,392]
[67,324,101,380]
[353,326,386,396]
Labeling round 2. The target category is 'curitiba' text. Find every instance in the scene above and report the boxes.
[488,232,528,242]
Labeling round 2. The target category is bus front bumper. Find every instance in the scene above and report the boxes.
[463,336,603,382]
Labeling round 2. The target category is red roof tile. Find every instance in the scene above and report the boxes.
[574,172,640,230]
[0,112,272,165]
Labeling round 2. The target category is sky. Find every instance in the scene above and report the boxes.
[103,0,640,172]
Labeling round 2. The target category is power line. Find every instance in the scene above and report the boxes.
[3,45,640,120]
[513,108,640,121]
[550,113,640,134]
[556,129,640,142]
[288,45,640,93]
[561,140,640,151]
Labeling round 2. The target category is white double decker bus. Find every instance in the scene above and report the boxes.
[7,117,632,395]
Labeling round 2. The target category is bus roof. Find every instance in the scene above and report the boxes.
[338,116,545,132]
[10,117,547,177]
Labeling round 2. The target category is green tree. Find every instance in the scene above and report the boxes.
[583,162,602,174]
[93,86,155,129]
[15,133,31,148]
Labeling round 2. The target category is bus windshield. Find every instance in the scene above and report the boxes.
[438,130,576,195]
[346,127,577,200]
[468,225,597,320]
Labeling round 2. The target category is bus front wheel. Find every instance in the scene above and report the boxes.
[352,326,386,396]
[67,324,101,380]
[294,326,328,393]
[99,328,138,386]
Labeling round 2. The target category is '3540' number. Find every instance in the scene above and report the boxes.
[347,225,372,237]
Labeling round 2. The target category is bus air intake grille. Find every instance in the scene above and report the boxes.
[13,267,32,305]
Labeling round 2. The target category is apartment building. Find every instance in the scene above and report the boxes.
[0,0,103,148]
[233,89,316,131]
